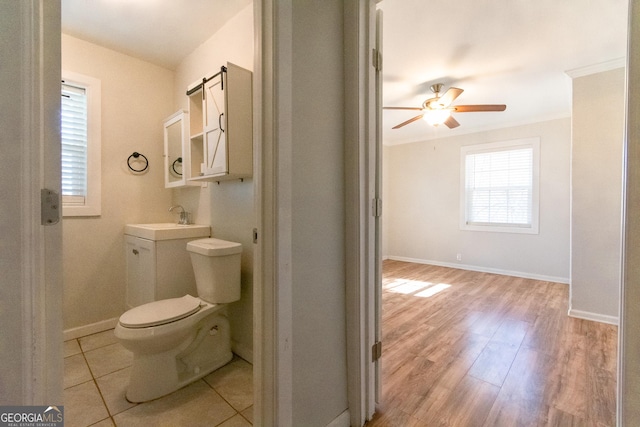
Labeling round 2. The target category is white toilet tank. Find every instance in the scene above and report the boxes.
[186,238,242,303]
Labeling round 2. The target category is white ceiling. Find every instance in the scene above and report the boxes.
[61,0,252,70]
[61,0,629,145]
[380,0,629,144]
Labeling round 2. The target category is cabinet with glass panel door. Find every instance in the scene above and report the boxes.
[163,110,198,188]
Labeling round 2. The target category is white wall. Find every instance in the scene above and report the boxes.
[171,4,255,362]
[173,5,254,114]
[290,2,350,424]
[384,118,571,282]
[61,34,175,330]
[570,66,625,323]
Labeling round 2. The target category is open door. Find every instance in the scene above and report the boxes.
[0,0,63,404]
[365,0,384,418]
[344,1,384,424]
[373,2,384,408]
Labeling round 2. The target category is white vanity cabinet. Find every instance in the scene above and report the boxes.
[124,224,210,309]
[163,110,189,188]
[187,62,253,182]
[125,235,157,308]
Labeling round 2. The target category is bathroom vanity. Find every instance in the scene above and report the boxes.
[124,223,210,309]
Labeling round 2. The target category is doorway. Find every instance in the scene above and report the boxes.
[376,0,628,424]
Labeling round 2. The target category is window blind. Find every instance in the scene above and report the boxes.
[465,147,533,227]
[61,82,88,203]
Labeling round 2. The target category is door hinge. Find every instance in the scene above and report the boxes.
[372,198,382,218]
[372,48,382,72]
[372,341,382,362]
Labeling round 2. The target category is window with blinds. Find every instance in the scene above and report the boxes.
[61,70,101,217]
[61,82,88,205]
[460,138,540,234]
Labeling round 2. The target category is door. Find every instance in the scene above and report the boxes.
[164,111,188,188]
[0,0,63,404]
[373,5,384,406]
[125,236,157,309]
[365,0,384,418]
[204,72,227,175]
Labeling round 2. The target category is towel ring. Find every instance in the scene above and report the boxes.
[127,152,149,172]
[171,157,182,176]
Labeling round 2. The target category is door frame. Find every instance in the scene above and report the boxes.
[343,0,374,424]
[619,0,640,424]
[253,0,294,425]
[254,0,381,425]
[344,0,384,423]
[23,0,64,404]
[344,0,383,425]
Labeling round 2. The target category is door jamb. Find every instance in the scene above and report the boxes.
[344,0,381,425]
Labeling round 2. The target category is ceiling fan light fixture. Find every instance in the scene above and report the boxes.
[422,108,451,126]
[384,84,505,130]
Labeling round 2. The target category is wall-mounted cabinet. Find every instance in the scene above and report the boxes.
[186,63,253,183]
[163,110,198,188]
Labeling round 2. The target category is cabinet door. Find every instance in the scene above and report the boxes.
[203,73,227,176]
[164,110,189,188]
[125,235,156,309]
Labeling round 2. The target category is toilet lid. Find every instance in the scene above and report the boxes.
[119,295,202,328]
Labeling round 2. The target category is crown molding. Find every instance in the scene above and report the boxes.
[566,57,627,78]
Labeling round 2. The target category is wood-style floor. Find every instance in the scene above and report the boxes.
[365,260,617,427]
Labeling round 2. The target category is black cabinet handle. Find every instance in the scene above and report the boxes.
[219,113,225,133]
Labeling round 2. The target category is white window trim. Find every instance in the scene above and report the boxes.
[460,137,540,234]
[61,70,101,217]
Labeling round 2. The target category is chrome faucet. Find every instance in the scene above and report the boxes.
[169,205,191,225]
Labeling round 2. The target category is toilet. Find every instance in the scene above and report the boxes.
[114,237,242,403]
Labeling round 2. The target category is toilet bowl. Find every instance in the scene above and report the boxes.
[114,238,242,403]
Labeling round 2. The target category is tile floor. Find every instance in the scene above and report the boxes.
[64,329,253,427]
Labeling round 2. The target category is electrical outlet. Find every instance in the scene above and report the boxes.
[456,253,462,261]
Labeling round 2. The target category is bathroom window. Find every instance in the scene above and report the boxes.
[61,71,101,217]
[460,137,540,234]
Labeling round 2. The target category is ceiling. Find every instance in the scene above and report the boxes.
[61,0,252,70]
[380,0,629,144]
[61,1,629,145]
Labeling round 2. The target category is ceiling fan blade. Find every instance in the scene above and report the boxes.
[437,87,463,107]
[453,104,507,112]
[384,106,423,111]
[392,114,424,129]
[443,116,460,129]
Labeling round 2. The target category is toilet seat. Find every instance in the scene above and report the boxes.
[119,295,202,328]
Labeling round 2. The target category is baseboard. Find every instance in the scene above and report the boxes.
[326,409,350,427]
[385,255,570,284]
[232,339,253,364]
[569,308,619,325]
[63,317,119,341]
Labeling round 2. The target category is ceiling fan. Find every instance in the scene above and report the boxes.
[384,83,506,129]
